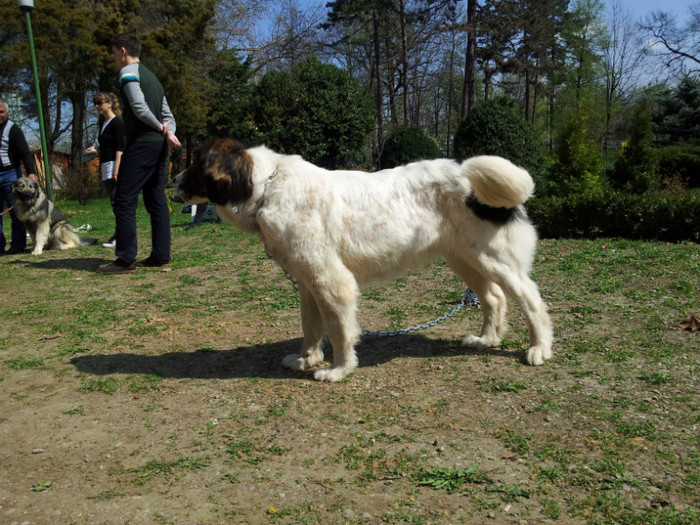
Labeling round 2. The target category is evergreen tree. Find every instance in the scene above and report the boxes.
[205,49,254,141]
[613,97,658,193]
[652,75,700,143]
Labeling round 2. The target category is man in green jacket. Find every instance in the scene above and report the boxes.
[97,32,181,275]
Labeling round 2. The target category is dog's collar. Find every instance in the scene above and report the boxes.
[256,167,279,216]
[264,167,279,190]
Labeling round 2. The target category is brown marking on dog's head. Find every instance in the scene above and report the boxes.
[175,139,254,206]
[11,177,41,206]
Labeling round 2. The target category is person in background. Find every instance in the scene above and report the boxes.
[96,32,181,275]
[0,98,38,256]
[86,92,124,249]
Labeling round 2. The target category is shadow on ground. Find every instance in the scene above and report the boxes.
[70,335,523,381]
[7,256,106,272]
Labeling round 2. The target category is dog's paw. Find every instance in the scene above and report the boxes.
[30,248,43,256]
[461,334,500,350]
[281,353,320,371]
[282,354,305,370]
[313,366,352,382]
[525,345,552,366]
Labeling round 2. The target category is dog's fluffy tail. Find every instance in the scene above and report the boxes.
[463,156,534,208]
[79,237,98,246]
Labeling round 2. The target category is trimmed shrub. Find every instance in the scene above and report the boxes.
[248,57,375,169]
[453,97,541,172]
[527,189,700,241]
[379,126,440,168]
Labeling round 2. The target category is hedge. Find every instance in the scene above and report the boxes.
[527,190,700,241]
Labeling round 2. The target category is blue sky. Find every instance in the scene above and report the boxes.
[615,0,694,22]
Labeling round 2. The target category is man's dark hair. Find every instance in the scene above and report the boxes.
[110,32,141,58]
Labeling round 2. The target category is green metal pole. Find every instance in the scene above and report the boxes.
[23,9,53,200]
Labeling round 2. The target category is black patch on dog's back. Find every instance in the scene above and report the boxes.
[465,193,527,225]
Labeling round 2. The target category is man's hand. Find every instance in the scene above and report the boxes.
[28,173,38,183]
[161,124,181,148]
[165,130,182,148]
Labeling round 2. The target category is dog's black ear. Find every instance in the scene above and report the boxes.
[202,139,254,205]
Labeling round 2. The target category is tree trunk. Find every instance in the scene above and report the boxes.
[70,93,86,172]
[400,0,409,125]
[461,0,477,118]
[372,10,384,166]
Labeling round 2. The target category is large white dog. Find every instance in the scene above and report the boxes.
[176,139,553,382]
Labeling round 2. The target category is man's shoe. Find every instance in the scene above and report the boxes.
[135,256,170,267]
[96,261,136,274]
[4,248,25,255]
[102,237,116,248]
[168,194,184,203]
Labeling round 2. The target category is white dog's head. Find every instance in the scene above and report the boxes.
[175,138,254,206]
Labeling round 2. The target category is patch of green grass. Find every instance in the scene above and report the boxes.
[415,464,492,492]
[481,378,527,394]
[127,374,163,393]
[119,456,210,485]
[3,356,45,370]
[31,481,52,492]
[498,429,530,456]
[79,377,120,395]
[639,371,673,385]
[486,483,531,502]
[62,406,85,415]
[616,419,656,439]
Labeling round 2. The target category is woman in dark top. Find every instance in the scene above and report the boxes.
[87,92,124,248]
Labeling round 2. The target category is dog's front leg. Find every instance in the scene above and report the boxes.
[310,270,360,382]
[282,285,325,371]
[31,221,50,255]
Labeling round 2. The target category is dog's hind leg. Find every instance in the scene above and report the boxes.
[310,265,361,383]
[476,255,553,365]
[448,257,507,349]
[31,221,50,255]
[282,284,326,371]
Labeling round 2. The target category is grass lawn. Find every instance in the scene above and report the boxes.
[0,193,698,524]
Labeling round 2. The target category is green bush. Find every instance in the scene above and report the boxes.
[248,57,375,169]
[527,189,700,241]
[453,97,541,172]
[657,142,700,188]
[379,126,440,168]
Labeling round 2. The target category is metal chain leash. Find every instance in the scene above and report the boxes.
[361,288,480,339]
[277,264,480,339]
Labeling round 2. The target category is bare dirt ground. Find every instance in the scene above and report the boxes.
[1,217,699,525]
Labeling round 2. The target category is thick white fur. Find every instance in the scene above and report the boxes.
[184,145,553,382]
